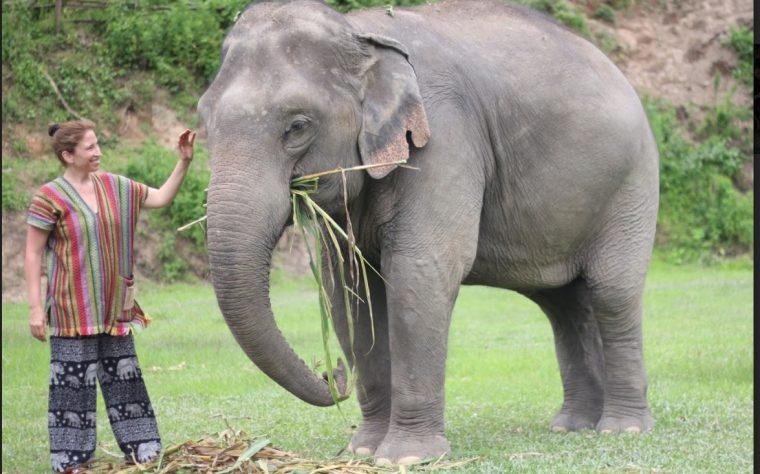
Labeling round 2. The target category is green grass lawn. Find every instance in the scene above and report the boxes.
[2,257,753,473]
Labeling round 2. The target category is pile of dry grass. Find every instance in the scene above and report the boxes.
[84,429,476,473]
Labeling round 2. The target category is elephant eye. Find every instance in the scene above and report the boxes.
[282,115,317,154]
[286,118,309,135]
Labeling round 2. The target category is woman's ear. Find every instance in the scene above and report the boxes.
[356,33,430,179]
[60,150,73,165]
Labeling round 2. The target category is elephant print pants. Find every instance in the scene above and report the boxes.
[48,334,161,473]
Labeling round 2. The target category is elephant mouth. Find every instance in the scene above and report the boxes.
[283,173,301,227]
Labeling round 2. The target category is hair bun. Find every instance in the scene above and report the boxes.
[48,123,61,137]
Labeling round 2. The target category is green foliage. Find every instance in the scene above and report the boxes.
[601,0,633,10]
[100,2,242,90]
[157,233,190,282]
[525,0,592,37]
[2,148,65,211]
[697,83,751,147]
[724,25,752,89]
[326,0,431,13]
[2,1,249,127]
[125,141,209,247]
[1,169,30,211]
[122,141,209,281]
[54,53,128,126]
[593,4,617,24]
[645,97,753,262]
[1,0,754,266]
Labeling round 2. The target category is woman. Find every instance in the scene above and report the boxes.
[25,119,196,473]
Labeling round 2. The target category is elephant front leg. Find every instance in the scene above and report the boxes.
[326,255,391,456]
[373,254,457,465]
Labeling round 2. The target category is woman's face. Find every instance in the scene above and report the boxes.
[66,129,101,172]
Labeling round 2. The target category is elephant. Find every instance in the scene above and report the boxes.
[63,411,82,428]
[108,407,122,421]
[198,0,659,465]
[50,362,64,385]
[64,374,81,388]
[136,441,161,463]
[51,452,70,472]
[84,362,99,386]
[116,357,139,379]
[125,403,144,417]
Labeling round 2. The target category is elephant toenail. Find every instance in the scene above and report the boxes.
[397,455,423,465]
[551,426,568,433]
[624,426,641,433]
[375,457,393,466]
[354,447,373,456]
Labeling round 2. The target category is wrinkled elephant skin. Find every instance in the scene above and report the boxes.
[198,0,659,465]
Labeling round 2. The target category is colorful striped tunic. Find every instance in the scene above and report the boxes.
[27,172,150,337]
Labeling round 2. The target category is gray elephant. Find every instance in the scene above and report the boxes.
[116,357,138,379]
[108,407,122,421]
[137,440,161,463]
[64,374,81,388]
[198,0,658,465]
[63,411,81,428]
[125,403,144,417]
[84,362,99,386]
[51,452,69,472]
[50,362,64,385]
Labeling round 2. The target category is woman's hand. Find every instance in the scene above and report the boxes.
[178,129,196,162]
[144,129,197,209]
[30,306,47,342]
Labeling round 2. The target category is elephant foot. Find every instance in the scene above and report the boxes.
[596,409,654,433]
[373,432,450,466]
[347,421,388,457]
[550,407,601,432]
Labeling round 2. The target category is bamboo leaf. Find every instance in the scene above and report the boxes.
[217,438,270,474]
[288,160,418,406]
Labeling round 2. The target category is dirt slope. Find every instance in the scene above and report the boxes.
[604,0,752,109]
[1,0,752,302]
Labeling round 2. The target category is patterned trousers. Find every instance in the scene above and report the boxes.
[48,334,161,473]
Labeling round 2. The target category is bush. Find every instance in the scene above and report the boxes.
[724,25,752,89]
[645,97,753,262]
[101,1,248,89]
[327,0,431,13]
[526,0,592,37]
[594,4,617,24]
[1,168,30,211]
[121,141,209,282]
[125,141,209,249]
[697,79,751,146]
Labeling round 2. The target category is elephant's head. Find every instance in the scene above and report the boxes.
[198,0,429,406]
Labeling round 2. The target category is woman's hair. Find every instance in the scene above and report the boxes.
[47,119,96,165]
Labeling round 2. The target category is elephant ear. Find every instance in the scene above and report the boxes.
[356,33,430,179]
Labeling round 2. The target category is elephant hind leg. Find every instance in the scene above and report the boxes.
[586,278,653,433]
[583,219,655,433]
[527,278,605,432]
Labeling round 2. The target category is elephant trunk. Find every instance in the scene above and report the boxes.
[206,173,347,407]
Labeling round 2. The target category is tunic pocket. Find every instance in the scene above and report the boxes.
[119,275,136,321]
